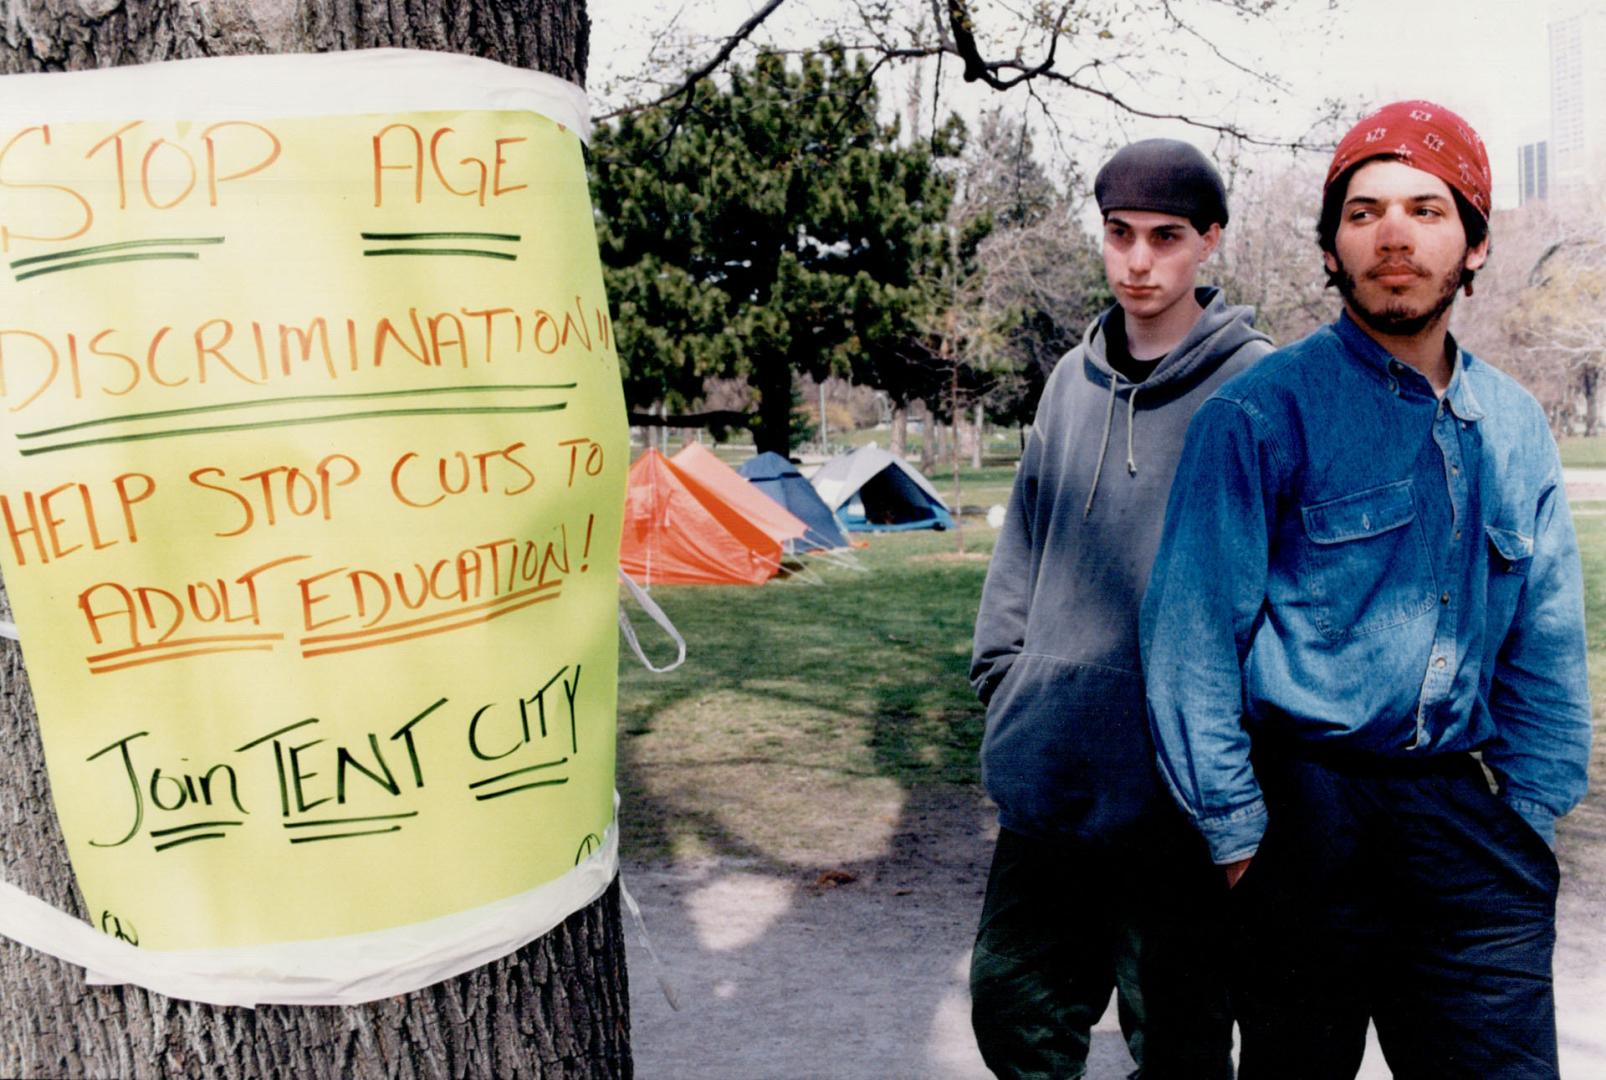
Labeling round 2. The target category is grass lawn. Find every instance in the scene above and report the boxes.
[617,522,997,867]
[1560,436,1606,469]
[1561,514,1606,890]
[1576,514,1606,711]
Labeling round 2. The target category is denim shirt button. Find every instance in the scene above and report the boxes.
[1440,592,1450,604]
[1433,655,1447,669]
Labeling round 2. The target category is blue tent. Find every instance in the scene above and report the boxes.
[738,452,852,552]
[810,445,954,533]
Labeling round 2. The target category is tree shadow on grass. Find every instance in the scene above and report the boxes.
[617,537,1016,1076]
[615,543,989,867]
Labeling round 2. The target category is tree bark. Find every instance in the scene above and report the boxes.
[1582,365,1600,438]
[0,3,630,1077]
[752,353,796,457]
[918,403,937,474]
[889,404,907,459]
[971,402,984,469]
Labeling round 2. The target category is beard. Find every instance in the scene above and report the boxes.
[1333,255,1464,338]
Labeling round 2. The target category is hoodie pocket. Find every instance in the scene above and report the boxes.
[979,654,1166,844]
[1298,479,1436,642]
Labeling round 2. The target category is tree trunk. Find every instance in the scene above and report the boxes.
[918,403,937,474]
[971,402,984,469]
[1582,365,1600,438]
[889,404,908,459]
[0,3,631,1078]
[949,357,963,554]
[752,356,795,457]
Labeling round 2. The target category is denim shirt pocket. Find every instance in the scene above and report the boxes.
[1299,479,1437,642]
[1485,525,1534,575]
[1484,524,1534,628]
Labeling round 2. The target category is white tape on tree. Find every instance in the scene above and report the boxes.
[0,824,617,1008]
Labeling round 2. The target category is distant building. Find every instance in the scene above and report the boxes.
[1549,5,1606,194]
[1518,140,1550,204]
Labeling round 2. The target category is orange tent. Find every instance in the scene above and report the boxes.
[619,449,805,585]
[670,444,810,550]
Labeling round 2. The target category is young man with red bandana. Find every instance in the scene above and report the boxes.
[1142,101,1590,1078]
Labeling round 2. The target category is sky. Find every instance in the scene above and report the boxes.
[588,0,1581,209]
[1288,0,1553,205]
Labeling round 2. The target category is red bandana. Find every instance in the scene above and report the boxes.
[1325,100,1491,219]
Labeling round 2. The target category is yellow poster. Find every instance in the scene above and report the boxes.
[0,74,624,953]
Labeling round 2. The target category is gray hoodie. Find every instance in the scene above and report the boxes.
[971,287,1272,845]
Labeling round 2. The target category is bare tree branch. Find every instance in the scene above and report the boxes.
[1159,0,1291,95]
[597,0,789,121]
[946,0,1067,89]
[836,1,1322,150]
[596,1,1331,157]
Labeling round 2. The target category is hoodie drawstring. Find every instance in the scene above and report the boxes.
[1085,377,1142,517]
[1085,374,1120,518]
[1125,386,1140,476]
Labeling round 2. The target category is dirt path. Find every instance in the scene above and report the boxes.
[624,785,1606,1079]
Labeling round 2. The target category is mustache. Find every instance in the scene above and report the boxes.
[1365,259,1429,280]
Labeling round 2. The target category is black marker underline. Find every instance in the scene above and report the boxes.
[16,252,199,282]
[154,832,227,852]
[149,820,243,838]
[474,777,569,801]
[469,757,570,789]
[290,825,402,844]
[360,231,520,242]
[284,812,418,829]
[10,237,225,269]
[19,383,578,440]
[21,403,566,456]
[363,248,516,261]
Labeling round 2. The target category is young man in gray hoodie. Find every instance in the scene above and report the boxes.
[968,140,1272,1079]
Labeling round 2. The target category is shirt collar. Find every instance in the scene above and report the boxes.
[1443,342,1486,421]
[1333,310,1485,423]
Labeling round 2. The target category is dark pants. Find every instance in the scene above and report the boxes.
[1232,746,1561,1080]
[970,825,1235,1080]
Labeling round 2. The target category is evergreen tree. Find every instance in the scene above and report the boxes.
[591,48,958,454]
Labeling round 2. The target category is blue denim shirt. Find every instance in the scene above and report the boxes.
[1140,312,1592,864]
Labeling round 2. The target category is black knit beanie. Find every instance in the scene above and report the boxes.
[1094,139,1228,231]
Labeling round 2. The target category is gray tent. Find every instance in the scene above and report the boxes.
[810,446,953,532]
